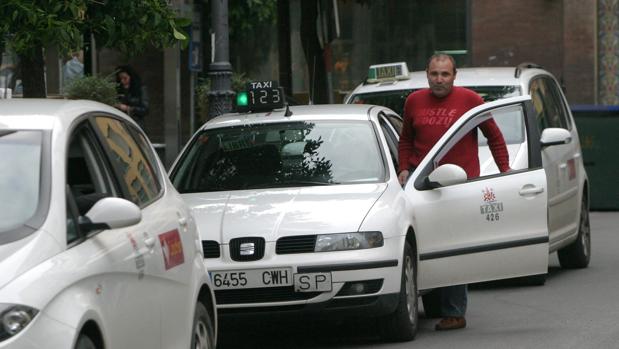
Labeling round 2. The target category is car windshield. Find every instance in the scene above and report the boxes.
[0,130,43,232]
[349,85,523,144]
[172,120,386,192]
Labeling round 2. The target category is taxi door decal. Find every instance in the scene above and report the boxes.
[480,187,504,222]
[159,229,185,270]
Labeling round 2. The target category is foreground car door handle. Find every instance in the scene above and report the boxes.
[519,185,544,196]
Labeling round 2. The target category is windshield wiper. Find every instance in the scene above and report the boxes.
[243,180,339,189]
[276,180,339,186]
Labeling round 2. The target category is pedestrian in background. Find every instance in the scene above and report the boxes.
[398,53,510,331]
[115,65,149,130]
[62,52,84,92]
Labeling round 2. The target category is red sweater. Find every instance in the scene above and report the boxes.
[398,87,510,178]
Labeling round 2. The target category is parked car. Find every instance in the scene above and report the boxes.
[169,82,561,341]
[346,62,591,278]
[0,99,216,349]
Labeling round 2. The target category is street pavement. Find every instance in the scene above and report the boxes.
[218,212,619,349]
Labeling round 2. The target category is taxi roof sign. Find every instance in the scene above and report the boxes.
[366,62,410,84]
[236,80,286,113]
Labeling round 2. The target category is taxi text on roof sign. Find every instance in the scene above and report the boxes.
[366,62,410,84]
[236,80,286,113]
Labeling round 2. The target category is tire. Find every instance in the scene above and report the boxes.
[558,194,591,269]
[191,302,215,349]
[379,241,418,342]
[75,333,97,349]
[421,289,442,318]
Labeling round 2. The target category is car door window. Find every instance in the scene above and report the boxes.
[530,77,569,131]
[66,123,117,244]
[424,103,531,180]
[544,77,572,130]
[92,116,162,207]
[386,114,403,135]
[379,116,399,171]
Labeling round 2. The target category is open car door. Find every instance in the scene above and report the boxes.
[405,96,550,290]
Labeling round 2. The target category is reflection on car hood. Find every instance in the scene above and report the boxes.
[182,184,387,242]
[0,229,62,290]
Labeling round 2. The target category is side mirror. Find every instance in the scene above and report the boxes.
[425,164,468,188]
[81,197,142,232]
[540,128,571,147]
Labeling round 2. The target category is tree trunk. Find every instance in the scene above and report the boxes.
[19,44,46,98]
[300,0,328,104]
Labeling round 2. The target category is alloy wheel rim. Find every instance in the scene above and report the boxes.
[194,320,210,349]
[404,254,415,322]
[581,202,591,258]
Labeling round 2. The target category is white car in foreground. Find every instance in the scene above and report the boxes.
[170,83,565,341]
[0,99,216,349]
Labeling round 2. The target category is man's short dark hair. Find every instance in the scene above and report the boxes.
[426,53,457,74]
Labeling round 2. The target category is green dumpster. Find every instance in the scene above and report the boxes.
[572,105,619,210]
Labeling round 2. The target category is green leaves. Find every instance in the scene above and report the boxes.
[64,74,118,106]
[1,0,189,58]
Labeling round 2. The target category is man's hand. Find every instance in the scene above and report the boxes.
[398,170,410,186]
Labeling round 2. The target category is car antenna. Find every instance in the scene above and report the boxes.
[284,103,293,117]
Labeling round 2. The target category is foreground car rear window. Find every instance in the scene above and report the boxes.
[172,121,386,192]
[0,130,42,232]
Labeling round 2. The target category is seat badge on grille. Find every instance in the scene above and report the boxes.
[240,242,255,256]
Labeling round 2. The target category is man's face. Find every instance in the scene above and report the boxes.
[426,58,456,98]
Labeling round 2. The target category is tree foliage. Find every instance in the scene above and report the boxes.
[0,0,86,56]
[0,0,189,97]
[229,0,277,41]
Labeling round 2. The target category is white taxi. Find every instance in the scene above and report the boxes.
[346,62,591,276]
[170,82,563,341]
[0,99,216,349]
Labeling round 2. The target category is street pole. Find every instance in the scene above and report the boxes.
[207,0,234,119]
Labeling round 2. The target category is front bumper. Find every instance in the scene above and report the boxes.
[208,236,405,315]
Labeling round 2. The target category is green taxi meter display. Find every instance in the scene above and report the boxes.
[236,80,286,112]
[366,62,410,84]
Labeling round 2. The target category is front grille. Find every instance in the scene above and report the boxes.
[215,286,321,304]
[202,240,221,258]
[230,237,265,261]
[336,279,384,296]
[276,235,316,254]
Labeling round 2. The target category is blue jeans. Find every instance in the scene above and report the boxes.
[439,284,468,317]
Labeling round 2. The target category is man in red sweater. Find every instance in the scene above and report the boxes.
[398,54,510,331]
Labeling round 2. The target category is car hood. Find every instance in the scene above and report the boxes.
[181,183,387,242]
[0,229,62,290]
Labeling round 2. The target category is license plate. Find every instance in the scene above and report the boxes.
[211,268,292,290]
[293,272,332,292]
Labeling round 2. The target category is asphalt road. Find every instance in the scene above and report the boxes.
[217,212,619,349]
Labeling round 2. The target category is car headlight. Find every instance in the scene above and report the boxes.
[0,304,38,342]
[314,231,383,252]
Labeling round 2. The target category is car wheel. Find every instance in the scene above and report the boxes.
[75,333,97,349]
[558,194,591,269]
[379,241,418,342]
[421,289,441,318]
[191,302,215,349]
